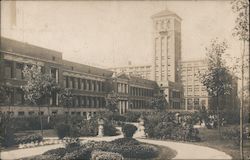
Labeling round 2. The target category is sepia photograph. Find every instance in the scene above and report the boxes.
[0,0,249,159]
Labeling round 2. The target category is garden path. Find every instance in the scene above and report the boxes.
[1,134,232,159]
[137,138,232,159]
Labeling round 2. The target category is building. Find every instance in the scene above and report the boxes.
[180,59,239,111]
[151,9,183,109]
[180,60,209,110]
[111,73,159,114]
[109,64,151,80]
[0,37,160,117]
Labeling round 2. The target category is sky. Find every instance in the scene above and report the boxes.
[1,0,241,68]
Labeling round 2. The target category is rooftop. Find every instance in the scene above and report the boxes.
[0,37,62,61]
[152,9,182,20]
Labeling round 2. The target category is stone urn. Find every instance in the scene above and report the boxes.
[138,117,146,138]
[98,118,105,137]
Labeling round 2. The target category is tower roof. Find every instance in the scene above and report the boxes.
[152,9,182,20]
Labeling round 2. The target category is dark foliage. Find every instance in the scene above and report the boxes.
[122,124,138,138]
[144,111,201,142]
[15,134,43,144]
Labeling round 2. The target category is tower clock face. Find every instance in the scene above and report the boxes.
[156,19,171,34]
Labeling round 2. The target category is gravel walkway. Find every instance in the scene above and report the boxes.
[1,135,231,160]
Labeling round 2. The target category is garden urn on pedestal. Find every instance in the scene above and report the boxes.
[138,117,146,138]
[98,118,105,137]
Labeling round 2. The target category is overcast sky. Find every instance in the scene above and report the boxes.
[1,0,241,68]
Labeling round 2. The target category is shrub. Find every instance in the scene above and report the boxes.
[110,138,140,146]
[15,134,43,144]
[0,113,16,147]
[65,138,81,152]
[55,123,70,139]
[103,122,118,136]
[124,112,141,122]
[144,111,200,142]
[62,148,91,160]
[110,144,159,159]
[43,148,66,158]
[31,154,62,160]
[221,125,248,145]
[91,151,124,160]
[108,113,126,122]
[122,124,137,138]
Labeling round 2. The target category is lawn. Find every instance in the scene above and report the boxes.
[154,144,177,160]
[195,126,250,159]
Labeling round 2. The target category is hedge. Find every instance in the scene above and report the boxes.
[91,151,124,160]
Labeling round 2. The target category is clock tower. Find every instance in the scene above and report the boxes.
[151,9,182,109]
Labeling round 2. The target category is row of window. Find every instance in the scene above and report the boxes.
[130,87,154,97]
[4,61,58,81]
[6,111,97,117]
[130,100,151,109]
[68,96,105,108]
[63,76,104,92]
[117,83,128,94]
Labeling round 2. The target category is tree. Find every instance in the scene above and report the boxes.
[105,91,119,113]
[21,65,60,136]
[59,88,73,122]
[199,38,232,134]
[150,92,167,111]
[0,85,15,148]
[231,0,249,158]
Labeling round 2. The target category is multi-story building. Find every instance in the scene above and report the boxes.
[151,9,183,109]
[111,73,158,114]
[180,60,209,110]
[109,64,151,80]
[0,37,160,117]
[180,59,239,111]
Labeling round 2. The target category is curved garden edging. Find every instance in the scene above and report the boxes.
[1,135,232,160]
[137,138,232,159]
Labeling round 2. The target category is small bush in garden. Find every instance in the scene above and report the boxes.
[15,134,43,144]
[65,138,81,152]
[110,144,159,159]
[110,138,140,146]
[221,126,248,146]
[31,154,62,160]
[43,148,66,158]
[124,112,141,122]
[55,123,70,139]
[103,122,118,136]
[62,148,91,160]
[122,124,137,138]
[108,114,126,122]
[91,151,124,160]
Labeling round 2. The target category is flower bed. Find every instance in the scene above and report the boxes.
[91,151,123,160]
[30,137,159,160]
[15,134,43,144]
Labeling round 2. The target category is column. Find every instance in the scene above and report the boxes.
[100,82,102,92]
[96,81,99,92]
[12,61,16,78]
[56,69,59,83]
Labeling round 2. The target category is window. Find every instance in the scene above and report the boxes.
[4,61,13,78]
[15,89,23,105]
[18,111,25,116]
[52,56,56,61]
[63,76,67,88]
[16,63,23,79]
[52,111,58,115]
[28,111,35,116]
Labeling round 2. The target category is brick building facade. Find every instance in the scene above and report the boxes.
[0,37,160,117]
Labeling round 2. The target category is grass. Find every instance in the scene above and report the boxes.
[154,144,177,160]
[194,126,250,159]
